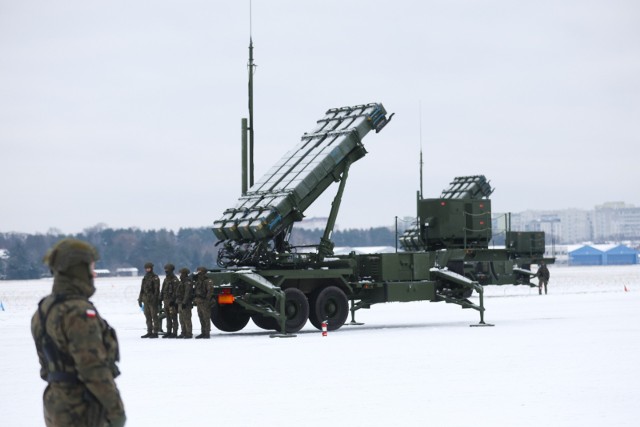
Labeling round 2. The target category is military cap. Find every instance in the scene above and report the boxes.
[44,238,98,273]
[179,267,190,275]
[144,262,154,269]
[164,263,175,272]
[196,266,207,273]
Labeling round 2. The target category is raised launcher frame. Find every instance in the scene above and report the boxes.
[205,105,553,337]
[213,103,391,269]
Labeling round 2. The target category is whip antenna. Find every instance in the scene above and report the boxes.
[248,0,256,187]
[419,101,424,198]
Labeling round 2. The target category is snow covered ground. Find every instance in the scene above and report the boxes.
[1,265,639,426]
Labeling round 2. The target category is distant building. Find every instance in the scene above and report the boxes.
[116,267,139,277]
[497,202,640,245]
[593,202,640,241]
[94,269,111,277]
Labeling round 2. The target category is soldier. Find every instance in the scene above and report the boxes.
[31,238,126,427]
[160,263,180,338]
[138,262,160,338]
[175,267,194,338]
[193,266,214,339]
[536,261,550,295]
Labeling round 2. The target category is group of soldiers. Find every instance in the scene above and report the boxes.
[138,262,215,339]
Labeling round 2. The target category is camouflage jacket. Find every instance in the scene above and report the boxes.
[138,272,160,303]
[194,273,214,304]
[537,265,550,281]
[176,275,194,307]
[31,275,125,425]
[161,273,180,304]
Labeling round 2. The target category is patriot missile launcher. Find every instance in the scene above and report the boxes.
[202,103,553,337]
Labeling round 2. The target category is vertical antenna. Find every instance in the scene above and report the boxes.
[248,0,256,187]
[419,101,424,199]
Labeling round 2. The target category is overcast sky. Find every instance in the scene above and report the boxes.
[1,0,639,235]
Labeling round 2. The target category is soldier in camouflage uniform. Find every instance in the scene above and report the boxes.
[31,238,126,427]
[160,263,180,338]
[194,266,214,339]
[536,261,551,295]
[138,262,160,338]
[175,267,194,338]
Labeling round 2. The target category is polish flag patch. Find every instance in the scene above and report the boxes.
[86,309,97,318]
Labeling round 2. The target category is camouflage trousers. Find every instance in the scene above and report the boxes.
[179,305,193,337]
[43,383,107,427]
[142,299,160,333]
[196,301,211,334]
[538,279,548,295]
[163,302,178,334]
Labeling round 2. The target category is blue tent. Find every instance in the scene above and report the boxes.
[568,245,604,266]
[604,245,639,265]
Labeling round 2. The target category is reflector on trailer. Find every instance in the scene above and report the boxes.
[218,294,235,305]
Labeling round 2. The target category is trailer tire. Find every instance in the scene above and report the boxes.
[251,313,278,330]
[251,289,309,333]
[310,286,348,331]
[211,303,251,332]
[307,288,321,330]
[281,288,309,333]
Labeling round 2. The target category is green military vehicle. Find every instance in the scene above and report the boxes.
[205,103,553,336]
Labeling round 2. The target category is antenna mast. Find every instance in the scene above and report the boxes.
[248,0,256,187]
[419,101,424,198]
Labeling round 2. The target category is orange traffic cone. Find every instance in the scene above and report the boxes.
[321,320,328,337]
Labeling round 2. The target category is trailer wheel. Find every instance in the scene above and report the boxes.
[307,288,321,330]
[310,286,348,331]
[251,313,278,330]
[211,303,251,332]
[251,289,309,333]
[281,288,309,333]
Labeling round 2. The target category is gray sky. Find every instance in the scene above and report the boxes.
[1,0,639,234]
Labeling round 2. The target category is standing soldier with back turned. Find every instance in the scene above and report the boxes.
[31,238,126,427]
[138,262,160,338]
[175,267,194,338]
[160,263,180,338]
[536,261,550,295]
[194,266,214,339]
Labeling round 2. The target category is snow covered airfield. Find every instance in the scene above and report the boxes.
[1,265,639,426]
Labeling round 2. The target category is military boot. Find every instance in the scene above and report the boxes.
[149,333,159,338]
[141,332,152,338]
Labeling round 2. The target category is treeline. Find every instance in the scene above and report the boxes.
[0,225,397,280]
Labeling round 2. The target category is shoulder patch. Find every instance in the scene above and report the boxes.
[85,309,97,318]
